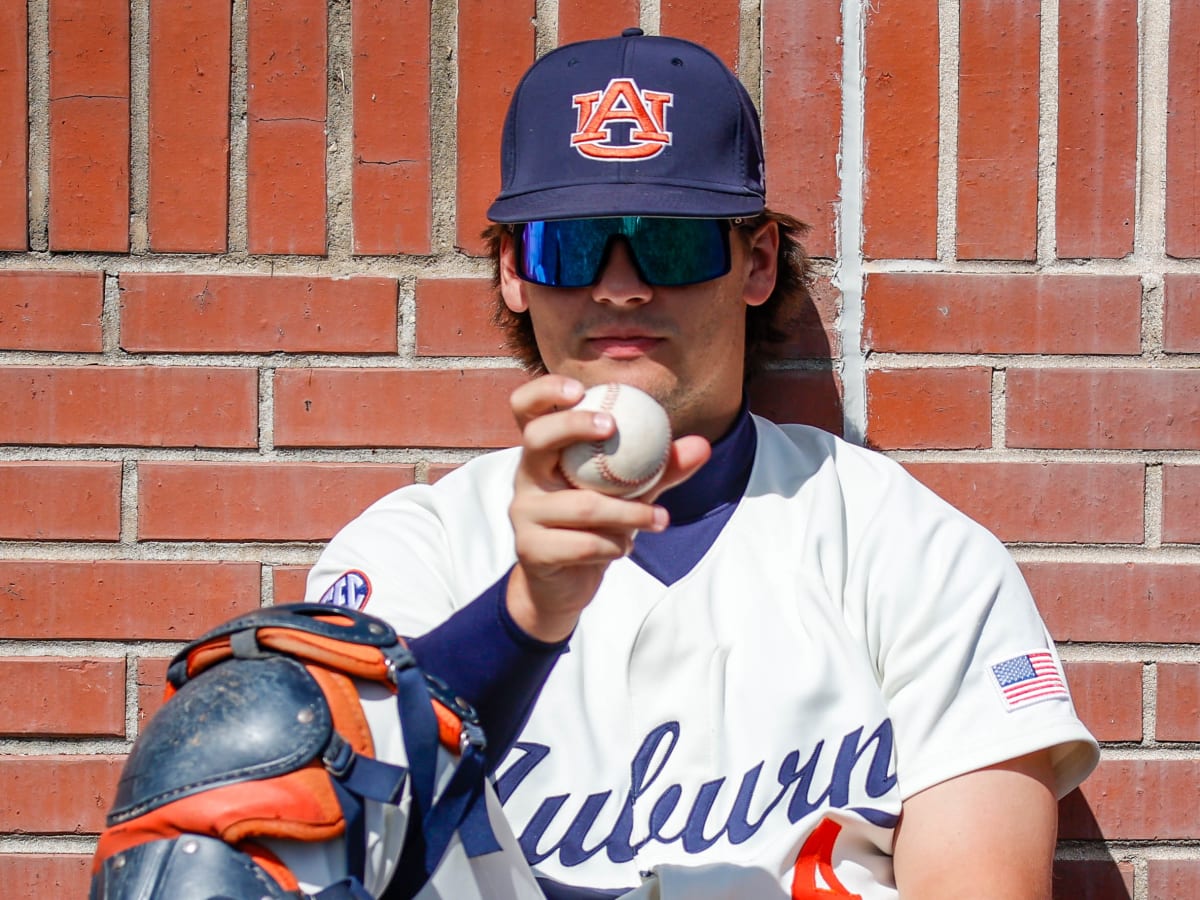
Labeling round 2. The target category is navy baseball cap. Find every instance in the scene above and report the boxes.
[487,28,766,223]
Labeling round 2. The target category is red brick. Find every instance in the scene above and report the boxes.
[0,462,121,541]
[1056,0,1137,259]
[863,274,1142,355]
[0,754,124,833]
[48,0,130,253]
[246,0,326,116]
[957,1,1039,260]
[415,278,508,357]
[762,0,842,258]
[0,855,92,900]
[1062,661,1142,743]
[1023,561,1200,643]
[902,462,1144,544]
[866,367,992,450]
[1052,860,1135,900]
[137,462,416,541]
[246,118,327,256]
[1157,663,1200,741]
[863,0,939,260]
[0,658,125,738]
[0,271,103,351]
[1163,465,1200,543]
[775,274,840,360]
[558,0,638,45]
[272,565,311,604]
[1167,1,1200,258]
[48,97,130,253]
[137,657,171,727]
[120,274,398,353]
[273,368,528,448]
[1059,759,1200,840]
[1148,860,1200,900]
[747,370,843,436]
[0,560,261,640]
[427,463,463,484]
[456,4,535,255]
[147,0,232,252]
[0,366,257,448]
[660,0,740,72]
[351,0,431,255]
[0,1,28,250]
[1163,274,1200,352]
[1007,370,1200,450]
[246,0,327,256]
[49,0,128,98]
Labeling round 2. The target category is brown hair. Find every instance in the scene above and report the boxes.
[484,209,813,381]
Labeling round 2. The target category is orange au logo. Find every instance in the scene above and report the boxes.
[571,78,673,160]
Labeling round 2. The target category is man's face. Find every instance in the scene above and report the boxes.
[499,220,779,441]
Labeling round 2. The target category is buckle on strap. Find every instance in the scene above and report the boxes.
[323,732,409,806]
[422,672,486,753]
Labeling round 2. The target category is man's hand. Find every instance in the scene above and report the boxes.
[505,375,711,642]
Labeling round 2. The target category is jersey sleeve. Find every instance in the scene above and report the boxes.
[304,450,522,635]
[846,455,1099,801]
[303,451,568,771]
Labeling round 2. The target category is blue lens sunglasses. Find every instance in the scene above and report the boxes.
[513,217,737,288]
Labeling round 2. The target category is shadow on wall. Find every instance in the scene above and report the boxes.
[746,270,842,436]
[1054,790,1134,899]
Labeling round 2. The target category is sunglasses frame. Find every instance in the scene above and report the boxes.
[511,216,740,289]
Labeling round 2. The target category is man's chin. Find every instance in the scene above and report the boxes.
[569,364,677,407]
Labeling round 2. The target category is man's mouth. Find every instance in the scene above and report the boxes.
[585,334,664,358]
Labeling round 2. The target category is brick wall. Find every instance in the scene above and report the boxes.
[0,2,1195,897]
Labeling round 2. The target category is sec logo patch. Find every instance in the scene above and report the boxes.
[318,570,371,610]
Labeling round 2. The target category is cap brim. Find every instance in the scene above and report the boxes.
[487,182,765,223]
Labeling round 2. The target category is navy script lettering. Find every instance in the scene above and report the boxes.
[494,719,900,868]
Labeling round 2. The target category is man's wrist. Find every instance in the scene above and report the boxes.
[504,564,580,644]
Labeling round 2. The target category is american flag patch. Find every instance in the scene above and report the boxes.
[990,651,1068,711]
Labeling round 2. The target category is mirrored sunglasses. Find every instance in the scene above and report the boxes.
[514,217,734,288]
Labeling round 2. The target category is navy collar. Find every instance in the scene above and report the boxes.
[655,402,757,523]
[630,404,756,584]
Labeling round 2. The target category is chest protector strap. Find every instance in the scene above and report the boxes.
[90,603,498,898]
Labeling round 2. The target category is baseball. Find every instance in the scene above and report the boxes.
[560,383,672,498]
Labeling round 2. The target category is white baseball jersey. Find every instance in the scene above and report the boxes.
[306,414,1099,898]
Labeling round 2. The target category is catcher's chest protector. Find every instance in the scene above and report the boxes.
[89,604,497,899]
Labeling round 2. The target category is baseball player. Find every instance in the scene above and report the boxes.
[307,28,1099,898]
[91,28,1098,900]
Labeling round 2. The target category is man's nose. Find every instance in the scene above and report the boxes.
[591,239,652,306]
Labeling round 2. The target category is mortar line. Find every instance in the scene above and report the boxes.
[325,0,354,261]
[228,0,249,255]
[535,0,557,55]
[836,0,867,445]
[1037,0,1060,266]
[641,0,660,37]
[27,0,49,252]
[427,0,459,256]
[936,0,959,263]
[1137,0,1172,363]
[129,0,150,253]
[1135,0,1171,266]
[1143,660,1157,749]
[738,0,763,98]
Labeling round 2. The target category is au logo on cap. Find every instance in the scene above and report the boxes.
[571,78,673,160]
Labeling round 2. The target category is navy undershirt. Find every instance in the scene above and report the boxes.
[408,404,757,771]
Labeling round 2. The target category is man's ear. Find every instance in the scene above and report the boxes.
[742,220,779,308]
[498,231,529,313]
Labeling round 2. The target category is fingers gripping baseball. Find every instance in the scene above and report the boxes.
[506,377,709,642]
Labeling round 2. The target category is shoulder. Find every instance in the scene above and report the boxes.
[749,416,952,522]
[305,448,522,624]
[343,447,521,526]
